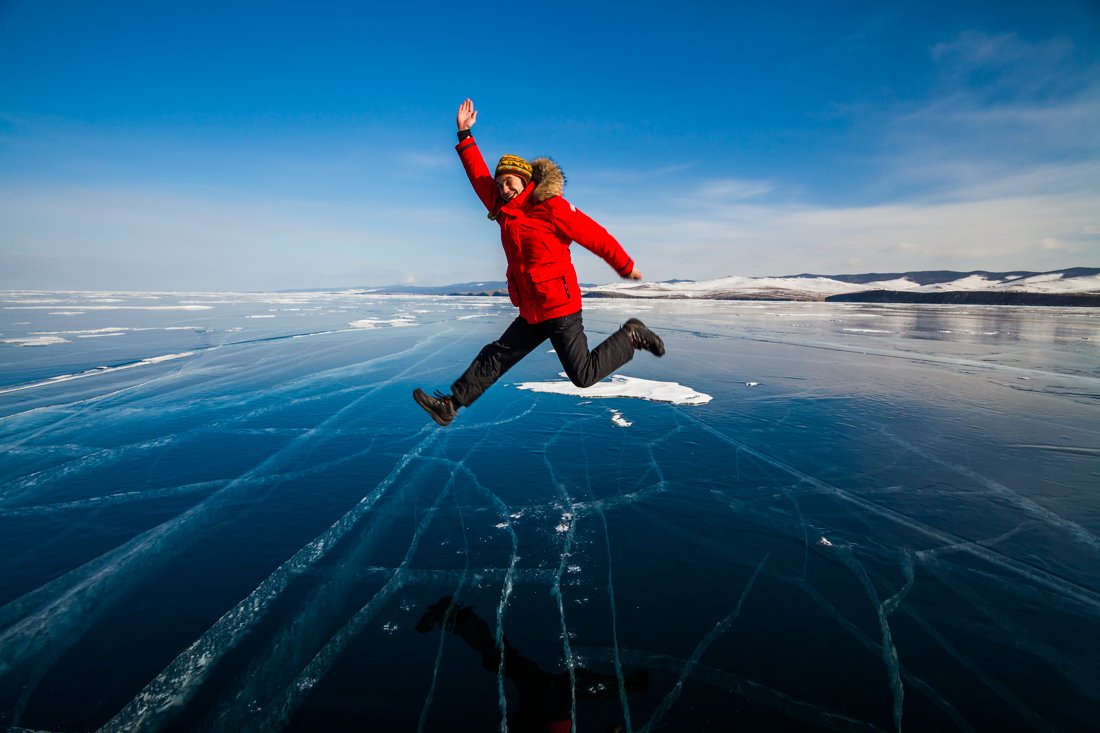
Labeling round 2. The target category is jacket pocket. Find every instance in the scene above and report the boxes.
[527,262,571,307]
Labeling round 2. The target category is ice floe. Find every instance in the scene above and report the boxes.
[516,373,712,405]
[1,335,71,346]
[610,410,633,427]
[348,318,417,329]
[4,304,214,310]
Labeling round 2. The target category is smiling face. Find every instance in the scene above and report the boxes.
[495,173,526,202]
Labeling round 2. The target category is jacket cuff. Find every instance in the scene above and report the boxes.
[456,136,477,152]
[619,259,635,277]
[457,128,473,141]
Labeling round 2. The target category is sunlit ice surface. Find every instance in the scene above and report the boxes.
[1,291,1098,731]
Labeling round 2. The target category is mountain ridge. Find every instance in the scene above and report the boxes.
[289,267,1100,305]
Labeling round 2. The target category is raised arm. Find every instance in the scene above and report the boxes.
[454,98,499,212]
[457,98,478,131]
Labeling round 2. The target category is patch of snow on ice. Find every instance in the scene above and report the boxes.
[348,318,417,329]
[610,410,632,427]
[144,352,195,365]
[516,373,712,405]
[8,305,214,311]
[2,335,71,346]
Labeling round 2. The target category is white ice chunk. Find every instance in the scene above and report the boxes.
[2,335,71,346]
[516,373,712,405]
[610,410,633,427]
[348,318,417,329]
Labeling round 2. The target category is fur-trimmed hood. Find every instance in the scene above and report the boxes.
[530,157,565,203]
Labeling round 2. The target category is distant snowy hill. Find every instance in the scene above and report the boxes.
[333,268,1100,305]
[584,268,1100,305]
[352,281,511,296]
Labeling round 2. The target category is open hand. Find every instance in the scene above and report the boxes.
[624,268,643,280]
[457,98,477,131]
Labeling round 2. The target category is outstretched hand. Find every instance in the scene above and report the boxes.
[457,98,477,131]
[624,268,643,280]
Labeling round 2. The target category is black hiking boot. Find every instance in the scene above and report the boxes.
[413,388,457,427]
[623,318,665,357]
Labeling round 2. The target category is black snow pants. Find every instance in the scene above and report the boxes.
[450,311,634,408]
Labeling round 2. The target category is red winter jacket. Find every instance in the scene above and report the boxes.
[456,135,635,324]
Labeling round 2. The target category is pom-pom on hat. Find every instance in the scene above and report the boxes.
[495,154,533,183]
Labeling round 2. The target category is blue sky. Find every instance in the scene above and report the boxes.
[1,0,1098,290]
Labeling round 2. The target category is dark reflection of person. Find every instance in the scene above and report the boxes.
[417,596,648,733]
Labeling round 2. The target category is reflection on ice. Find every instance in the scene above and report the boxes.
[0,293,1098,731]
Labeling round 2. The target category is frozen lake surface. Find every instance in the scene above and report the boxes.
[1,291,1098,732]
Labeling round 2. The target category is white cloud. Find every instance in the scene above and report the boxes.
[827,30,1100,207]
[594,182,1099,281]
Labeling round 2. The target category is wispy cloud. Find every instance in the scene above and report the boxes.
[390,150,454,173]
[695,178,776,202]
[872,31,1099,194]
[584,30,1100,280]
[595,161,1099,280]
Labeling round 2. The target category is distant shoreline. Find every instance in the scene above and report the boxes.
[825,290,1100,307]
[583,290,1100,307]
[336,267,1100,307]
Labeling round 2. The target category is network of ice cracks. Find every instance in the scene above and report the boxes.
[1,292,1098,732]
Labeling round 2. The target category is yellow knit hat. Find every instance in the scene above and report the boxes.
[495,154,533,183]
